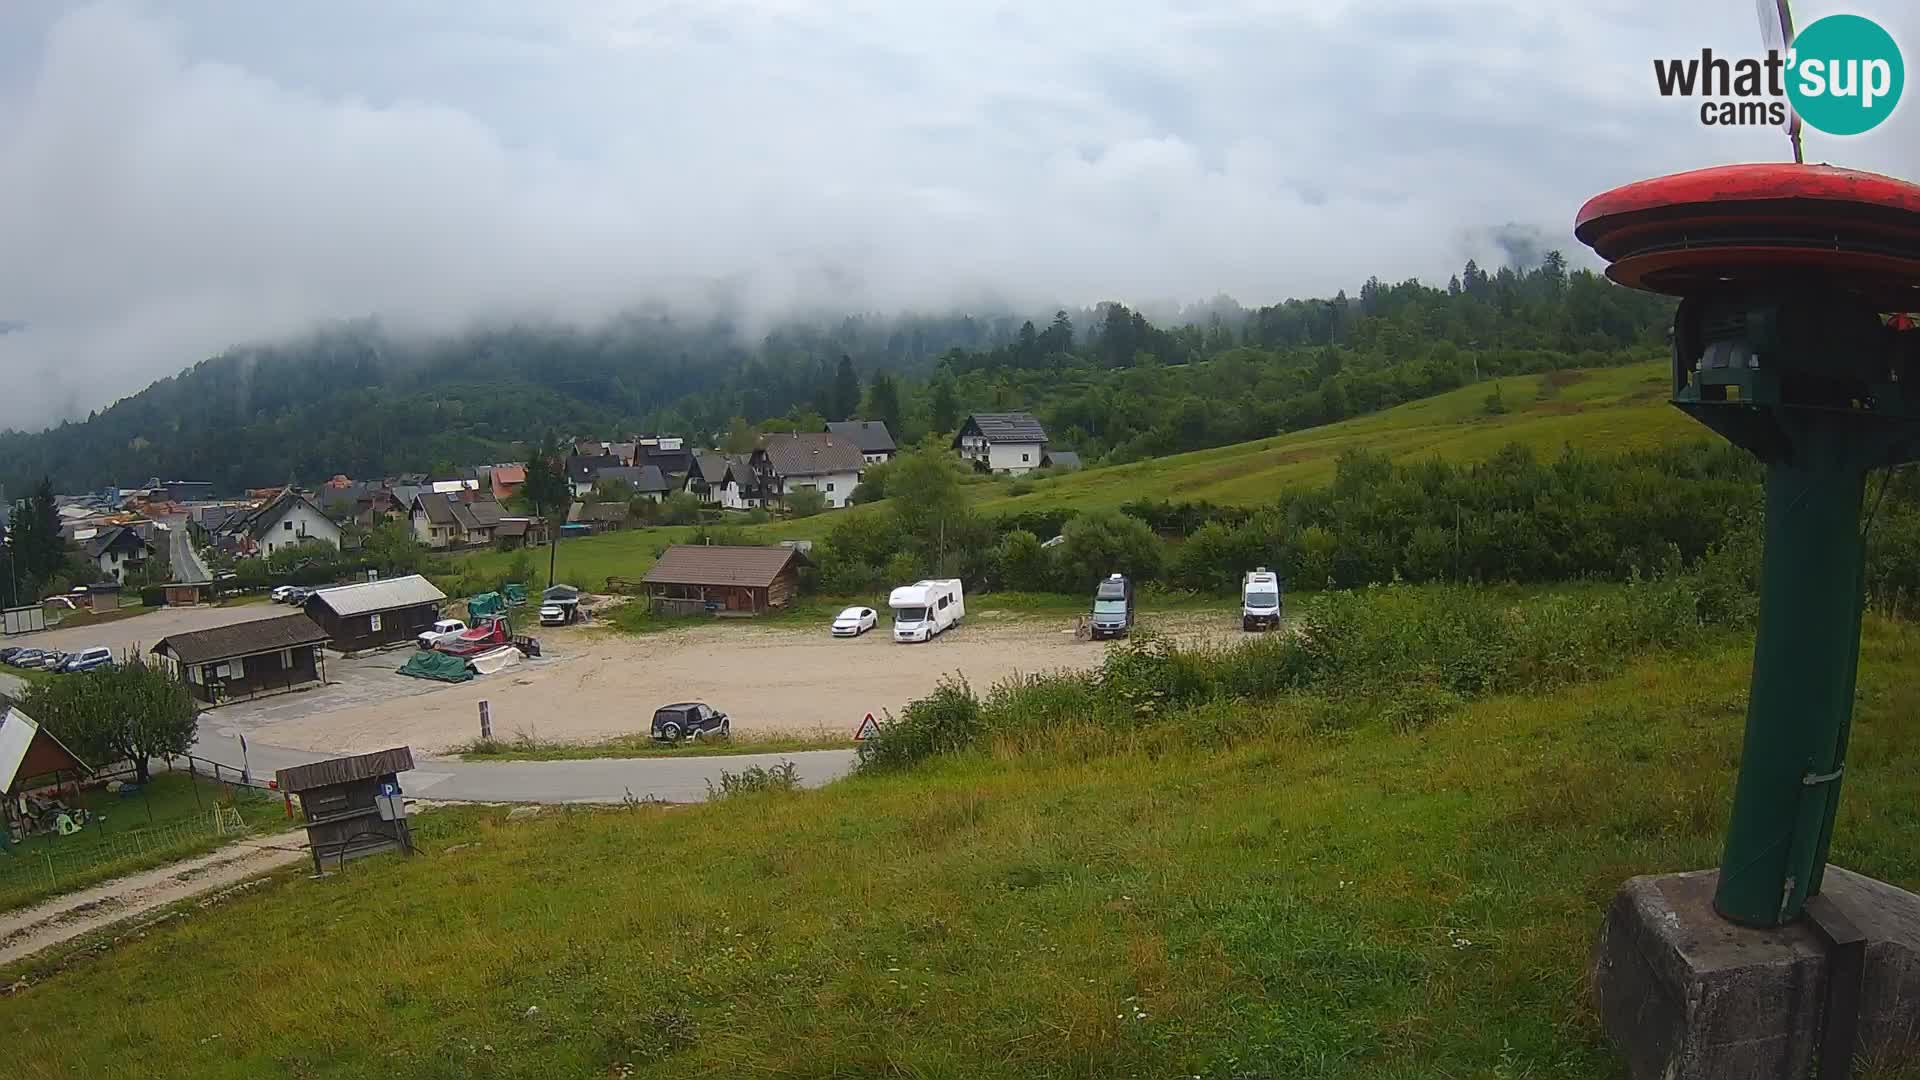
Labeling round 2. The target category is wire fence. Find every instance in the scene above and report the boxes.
[0,806,247,897]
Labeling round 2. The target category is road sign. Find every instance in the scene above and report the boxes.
[855,713,880,740]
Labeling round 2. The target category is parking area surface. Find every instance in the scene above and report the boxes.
[229,609,1248,756]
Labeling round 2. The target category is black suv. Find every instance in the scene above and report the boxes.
[651,702,730,741]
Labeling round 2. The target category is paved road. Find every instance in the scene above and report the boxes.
[187,726,858,804]
[162,520,213,584]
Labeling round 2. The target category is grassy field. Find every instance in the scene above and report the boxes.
[5,611,1917,1078]
[975,362,1692,514]
[0,772,294,912]
[449,363,1691,593]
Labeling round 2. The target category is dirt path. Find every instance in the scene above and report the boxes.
[0,836,309,969]
[239,609,1244,755]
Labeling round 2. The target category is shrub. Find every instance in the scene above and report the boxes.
[856,675,984,772]
[787,489,829,518]
[705,760,800,798]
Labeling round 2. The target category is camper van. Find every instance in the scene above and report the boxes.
[889,579,965,643]
[1089,573,1135,639]
[1242,568,1283,631]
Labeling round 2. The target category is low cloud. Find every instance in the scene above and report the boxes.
[0,0,1914,430]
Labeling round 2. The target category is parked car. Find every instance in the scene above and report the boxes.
[24,650,67,671]
[831,606,878,637]
[1,647,32,666]
[284,587,312,606]
[270,585,295,603]
[57,647,114,674]
[651,702,730,741]
[889,579,965,643]
[418,618,467,649]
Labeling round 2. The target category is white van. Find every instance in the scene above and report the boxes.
[889,579,965,643]
[1242,568,1283,631]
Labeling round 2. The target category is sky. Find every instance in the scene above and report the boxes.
[0,0,1916,431]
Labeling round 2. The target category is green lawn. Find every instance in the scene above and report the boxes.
[6,609,1917,1078]
[0,771,294,912]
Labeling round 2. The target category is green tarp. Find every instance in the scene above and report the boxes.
[467,592,505,617]
[396,649,474,683]
[502,584,528,607]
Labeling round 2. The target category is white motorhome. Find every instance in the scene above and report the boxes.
[889,579,965,643]
[1242,567,1283,631]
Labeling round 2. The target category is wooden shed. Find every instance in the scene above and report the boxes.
[303,575,447,653]
[641,544,811,615]
[276,746,416,873]
[152,612,331,705]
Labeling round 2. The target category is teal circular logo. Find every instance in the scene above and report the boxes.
[1787,14,1904,136]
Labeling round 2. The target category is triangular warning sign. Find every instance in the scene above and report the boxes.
[855,713,881,740]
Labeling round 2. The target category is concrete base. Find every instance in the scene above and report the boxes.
[1592,866,1920,1079]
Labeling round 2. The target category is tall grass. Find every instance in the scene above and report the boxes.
[858,558,1754,773]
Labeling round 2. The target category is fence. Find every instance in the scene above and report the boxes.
[0,808,240,898]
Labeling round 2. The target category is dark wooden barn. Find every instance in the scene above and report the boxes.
[276,746,416,873]
[641,544,810,615]
[303,575,447,654]
[152,612,331,705]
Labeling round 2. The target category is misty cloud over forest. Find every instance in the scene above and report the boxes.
[0,0,1915,432]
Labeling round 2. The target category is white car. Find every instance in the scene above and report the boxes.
[831,606,878,637]
[270,585,296,603]
[418,618,467,649]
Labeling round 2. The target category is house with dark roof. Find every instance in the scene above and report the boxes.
[685,451,762,510]
[825,420,897,464]
[237,488,342,557]
[634,437,693,479]
[641,544,811,615]
[591,465,674,500]
[751,433,867,509]
[953,412,1050,476]
[566,454,625,498]
[410,492,507,549]
[84,525,154,583]
[303,574,447,653]
[152,612,331,704]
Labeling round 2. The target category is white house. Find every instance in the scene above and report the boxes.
[952,412,1049,476]
[249,490,342,557]
[83,526,153,583]
[825,420,897,464]
[751,433,865,509]
[687,451,762,509]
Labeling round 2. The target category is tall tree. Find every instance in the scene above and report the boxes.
[6,478,64,602]
[722,417,759,454]
[863,373,904,438]
[522,435,573,586]
[22,656,199,784]
[930,377,960,435]
[831,354,862,422]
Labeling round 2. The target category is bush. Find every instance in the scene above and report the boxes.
[786,489,829,518]
[705,760,800,798]
[1053,510,1164,592]
[856,675,984,772]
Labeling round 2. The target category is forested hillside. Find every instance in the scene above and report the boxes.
[0,255,1672,494]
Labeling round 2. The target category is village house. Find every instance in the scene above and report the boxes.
[410,492,506,549]
[152,612,331,705]
[633,436,693,480]
[566,454,625,498]
[304,575,447,653]
[248,488,344,557]
[953,412,1050,476]
[825,420,898,464]
[591,465,673,501]
[1042,449,1083,471]
[752,433,866,509]
[685,451,762,510]
[83,525,154,583]
[640,544,810,615]
[568,501,631,533]
[490,463,527,502]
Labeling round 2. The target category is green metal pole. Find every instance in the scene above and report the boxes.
[1714,424,1869,928]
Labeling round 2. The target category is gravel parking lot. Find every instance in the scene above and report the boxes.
[228,609,1247,756]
